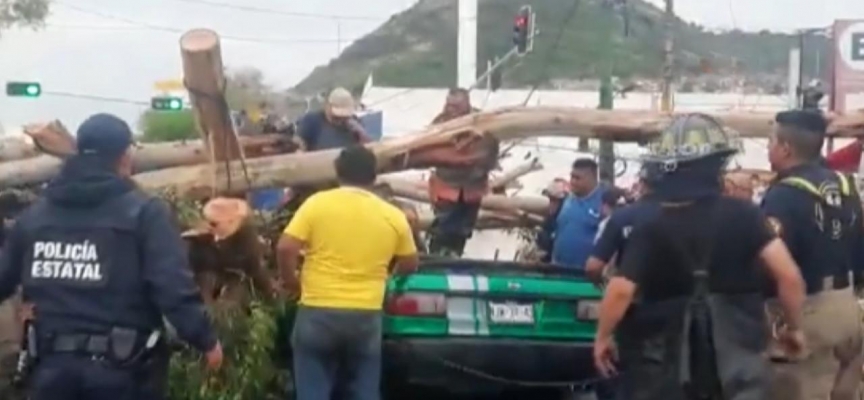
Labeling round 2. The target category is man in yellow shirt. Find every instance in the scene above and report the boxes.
[277,145,419,400]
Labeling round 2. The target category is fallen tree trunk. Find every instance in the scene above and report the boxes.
[0,136,42,162]
[378,175,549,216]
[489,158,542,191]
[0,134,291,188]
[13,108,864,192]
[416,209,543,230]
[130,107,864,198]
[129,107,674,197]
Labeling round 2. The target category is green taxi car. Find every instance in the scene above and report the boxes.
[382,257,603,395]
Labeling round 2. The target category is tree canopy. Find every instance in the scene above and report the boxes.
[138,67,279,142]
[138,110,197,142]
[0,0,50,34]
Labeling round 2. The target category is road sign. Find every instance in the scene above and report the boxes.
[6,82,41,97]
[833,20,864,111]
[838,21,864,71]
[151,96,184,111]
[153,79,184,92]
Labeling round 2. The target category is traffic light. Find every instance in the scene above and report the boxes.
[5,82,41,97]
[151,96,183,111]
[513,6,533,56]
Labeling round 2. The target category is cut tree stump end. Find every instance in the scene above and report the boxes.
[180,28,220,52]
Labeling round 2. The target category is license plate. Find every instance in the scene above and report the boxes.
[577,300,600,321]
[488,302,534,324]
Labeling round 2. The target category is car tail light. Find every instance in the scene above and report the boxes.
[386,292,446,316]
[575,299,600,321]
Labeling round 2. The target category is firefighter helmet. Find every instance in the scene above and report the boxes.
[641,113,741,173]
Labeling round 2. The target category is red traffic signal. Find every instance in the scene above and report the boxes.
[512,6,533,55]
[515,15,527,28]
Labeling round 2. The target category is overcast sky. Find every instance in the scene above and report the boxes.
[1,0,863,132]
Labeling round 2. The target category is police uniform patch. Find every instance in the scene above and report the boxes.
[766,217,783,236]
[29,240,105,284]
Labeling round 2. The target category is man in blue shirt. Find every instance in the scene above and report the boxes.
[296,87,371,152]
[551,158,606,268]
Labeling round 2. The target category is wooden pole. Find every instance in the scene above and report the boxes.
[661,0,675,112]
[598,76,615,184]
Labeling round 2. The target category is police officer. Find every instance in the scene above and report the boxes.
[585,175,657,283]
[762,110,864,400]
[0,114,223,399]
[593,113,807,400]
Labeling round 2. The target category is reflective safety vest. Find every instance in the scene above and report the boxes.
[779,171,851,199]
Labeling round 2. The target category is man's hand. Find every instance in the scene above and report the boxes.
[585,264,604,285]
[205,341,224,371]
[593,335,619,378]
[776,327,807,360]
[283,276,301,300]
[345,118,372,143]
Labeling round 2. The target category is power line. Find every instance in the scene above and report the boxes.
[726,0,738,31]
[53,2,357,45]
[41,90,151,106]
[522,0,582,106]
[165,0,382,21]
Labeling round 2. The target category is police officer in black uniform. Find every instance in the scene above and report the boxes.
[761,110,864,400]
[585,176,658,283]
[593,114,807,400]
[0,114,223,399]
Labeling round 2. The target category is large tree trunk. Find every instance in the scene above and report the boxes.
[128,107,670,197]
[136,106,832,198]
[180,28,242,163]
[183,198,275,305]
[128,107,864,198]
[8,108,864,192]
[0,134,291,188]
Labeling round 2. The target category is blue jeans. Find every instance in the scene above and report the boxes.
[291,306,382,400]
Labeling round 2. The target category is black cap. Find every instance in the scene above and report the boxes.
[76,113,133,161]
[775,110,827,135]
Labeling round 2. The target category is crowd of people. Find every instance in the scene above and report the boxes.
[0,83,862,400]
[579,110,862,400]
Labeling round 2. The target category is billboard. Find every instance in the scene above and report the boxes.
[833,20,864,111]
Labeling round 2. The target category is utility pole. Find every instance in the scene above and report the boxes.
[457,0,478,89]
[661,0,674,112]
[598,76,615,185]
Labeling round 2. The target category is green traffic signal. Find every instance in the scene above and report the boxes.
[151,96,184,111]
[6,82,41,97]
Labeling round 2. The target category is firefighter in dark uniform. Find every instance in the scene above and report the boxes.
[0,114,223,399]
[427,88,499,256]
[593,114,807,400]
[761,110,864,400]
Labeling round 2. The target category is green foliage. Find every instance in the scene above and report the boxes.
[294,0,830,92]
[167,299,293,400]
[161,190,298,399]
[138,110,197,143]
[0,0,49,33]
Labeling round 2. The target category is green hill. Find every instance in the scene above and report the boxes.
[292,0,829,94]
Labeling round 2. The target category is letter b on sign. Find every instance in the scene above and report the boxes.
[853,33,864,61]
[839,22,864,71]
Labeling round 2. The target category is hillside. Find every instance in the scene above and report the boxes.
[292,0,830,95]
